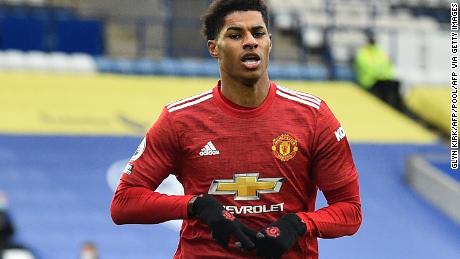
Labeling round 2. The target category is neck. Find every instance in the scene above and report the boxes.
[220,74,270,108]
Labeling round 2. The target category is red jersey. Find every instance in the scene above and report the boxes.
[111,81,361,259]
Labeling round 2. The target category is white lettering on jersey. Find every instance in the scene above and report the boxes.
[224,203,284,215]
[334,126,346,142]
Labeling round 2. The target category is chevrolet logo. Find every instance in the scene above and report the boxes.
[208,173,284,201]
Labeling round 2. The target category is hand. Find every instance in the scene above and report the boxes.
[248,213,306,259]
[190,195,255,250]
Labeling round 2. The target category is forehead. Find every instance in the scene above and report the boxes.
[222,10,266,30]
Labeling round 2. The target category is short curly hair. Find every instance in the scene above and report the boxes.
[201,0,270,41]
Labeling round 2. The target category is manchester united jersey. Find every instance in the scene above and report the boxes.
[114,81,360,259]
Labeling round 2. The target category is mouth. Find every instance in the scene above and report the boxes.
[240,53,261,70]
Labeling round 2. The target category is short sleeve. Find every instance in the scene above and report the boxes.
[311,101,358,191]
[121,107,181,190]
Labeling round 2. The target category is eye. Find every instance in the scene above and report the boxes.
[229,34,241,40]
[253,32,266,38]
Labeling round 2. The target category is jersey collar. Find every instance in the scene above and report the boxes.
[212,80,277,118]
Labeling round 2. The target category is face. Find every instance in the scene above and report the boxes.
[208,11,272,85]
[80,243,98,259]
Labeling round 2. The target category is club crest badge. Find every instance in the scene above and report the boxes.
[272,134,298,161]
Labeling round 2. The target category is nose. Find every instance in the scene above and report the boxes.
[243,33,258,49]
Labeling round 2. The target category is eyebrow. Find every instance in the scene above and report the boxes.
[225,25,266,32]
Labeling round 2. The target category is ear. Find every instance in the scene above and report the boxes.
[207,40,218,59]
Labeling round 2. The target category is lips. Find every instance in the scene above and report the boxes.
[240,53,261,70]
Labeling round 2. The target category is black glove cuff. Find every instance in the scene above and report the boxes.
[283,213,307,236]
[190,194,224,225]
[187,196,199,218]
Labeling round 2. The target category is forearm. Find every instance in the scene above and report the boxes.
[296,179,362,238]
[110,180,194,225]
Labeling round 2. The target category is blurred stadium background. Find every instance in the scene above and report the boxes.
[0,0,458,258]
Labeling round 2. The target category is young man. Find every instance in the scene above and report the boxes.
[110,1,362,258]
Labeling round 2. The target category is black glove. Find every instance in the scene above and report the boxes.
[190,195,255,250]
[251,213,306,259]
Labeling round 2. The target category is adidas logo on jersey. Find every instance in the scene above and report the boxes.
[200,141,220,156]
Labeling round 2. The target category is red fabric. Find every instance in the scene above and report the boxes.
[297,178,362,238]
[110,81,361,259]
[111,182,193,224]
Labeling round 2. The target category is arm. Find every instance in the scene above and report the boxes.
[109,108,255,249]
[110,108,193,224]
[110,179,193,224]
[301,100,362,238]
[296,178,362,238]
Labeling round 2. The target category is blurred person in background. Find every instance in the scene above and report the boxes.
[79,242,99,259]
[0,192,36,259]
[111,0,362,258]
[0,192,15,252]
[354,30,404,112]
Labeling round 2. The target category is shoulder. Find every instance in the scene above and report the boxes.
[165,89,214,114]
[274,84,323,111]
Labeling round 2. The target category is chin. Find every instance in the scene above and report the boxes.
[239,73,264,86]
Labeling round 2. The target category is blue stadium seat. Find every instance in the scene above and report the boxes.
[110,58,136,74]
[157,58,181,76]
[180,59,206,76]
[134,59,159,75]
[53,8,75,21]
[201,59,219,77]
[94,57,114,73]
[56,19,104,55]
[331,65,353,81]
[1,17,46,51]
[3,6,29,19]
[0,6,6,19]
[304,64,328,80]
[29,7,51,21]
